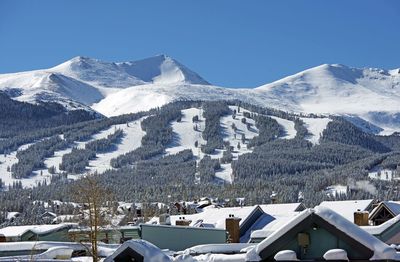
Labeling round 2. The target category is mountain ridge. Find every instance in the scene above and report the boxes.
[1,56,399,134]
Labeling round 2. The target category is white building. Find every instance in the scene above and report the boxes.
[368,167,399,181]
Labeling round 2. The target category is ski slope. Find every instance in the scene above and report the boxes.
[0,143,35,188]
[220,106,259,155]
[269,116,296,139]
[166,108,205,157]
[301,117,332,145]
[33,118,146,182]
[86,117,146,174]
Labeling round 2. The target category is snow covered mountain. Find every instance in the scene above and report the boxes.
[1,57,399,134]
[254,64,400,134]
[93,63,400,134]
[0,54,209,111]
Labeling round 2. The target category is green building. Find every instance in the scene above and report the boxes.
[0,224,74,242]
[140,224,227,251]
[249,207,395,262]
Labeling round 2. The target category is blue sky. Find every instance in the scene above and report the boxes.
[0,0,399,87]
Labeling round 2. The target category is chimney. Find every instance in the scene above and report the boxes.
[175,217,191,226]
[226,214,241,243]
[354,209,369,226]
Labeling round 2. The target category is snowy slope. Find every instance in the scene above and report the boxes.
[0,54,210,113]
[117,54,209,85]
[92,63,400,134]
[92,83,254,117]
[166,108,205,157]
[300,117,332,144]
[0,117,146,188]
[86,117,146,174]
[255,64,400,133]
[269,116,296,139]
[0,143,35,188]
[165,106,298,184]
[32,117,146,183]
[1,57,400,134]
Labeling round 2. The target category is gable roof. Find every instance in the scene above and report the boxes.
[259,203,305,216]
[104,239,170,262]
[319,199,374,222]
[370,201,400,220]
[250,203,306,240]
[169,205,263,229]
[248,206,395,261]
[362,214,400,236]
[0,224,73,238]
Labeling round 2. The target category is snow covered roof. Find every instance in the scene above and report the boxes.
[370,201,400,219]
[0,224,74,238]
[259,203,305,216]
[362,214,400,235]
[250,213,300,239]
[179,243,255,256]
[250,206,396,261]
[169,205,262,229]
[104,239,171,262]
[5,212,20,221]
[319,199,374,222]
[250,203,305,240]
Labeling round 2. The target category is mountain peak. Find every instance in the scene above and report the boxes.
[117,55,210,85]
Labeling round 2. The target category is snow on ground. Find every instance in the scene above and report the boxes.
[301,117,332,144]
[33,118,146,183]
[0,143,34,188]
[86,117,146,174]
[166,108,205,158]
[31,125,121,184]
[221,106,259,153]
[324,185,348,198]
[165,106,299,184]
[1,118,146,189]
[213,106,259,183]
[269,116,296,139]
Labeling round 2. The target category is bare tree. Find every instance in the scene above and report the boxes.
[71,175,114,262]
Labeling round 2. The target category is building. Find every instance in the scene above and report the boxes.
[250,203,307,243]
[140,224,227,251]
[368,167,399,181]
[369,201,400,225]
[155,204,305,243]
[247,206,396,262]
[319,199,375,222]
[0,224,75,242]
[159,205,274,243]
[362,214,400,245]
[104,239,171,262]
[68,226,140,244]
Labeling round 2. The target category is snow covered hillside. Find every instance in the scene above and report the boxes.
[0,104,331,187]
[254,64,400,134]
[92,63,400,134]
[0,54,209,112]
[1,57,400,134]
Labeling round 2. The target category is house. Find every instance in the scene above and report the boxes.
[68,225,140,244]
[362,214,400,245]
[0,224,75,242]
[368,167,399,181]
[369,201,400,225]
[250,203,306,243]
[319,199,375,222]
[104,239,171,262]
[259,202,306,215]
[167,205,275,243]
[140,224,227,251]
[4,212,20,223]
[40,211,57,223]
[246,206,396,262]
